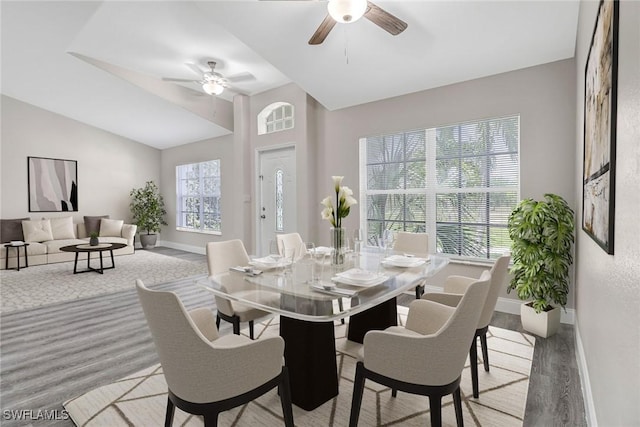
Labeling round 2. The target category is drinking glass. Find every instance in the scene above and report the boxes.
[353,229,365,255]
[269,239,282,261]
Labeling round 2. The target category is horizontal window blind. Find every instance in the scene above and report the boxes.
[360,115,519,260]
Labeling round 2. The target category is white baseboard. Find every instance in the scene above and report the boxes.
[156,240,206,255]
[422,284,575,325]
[575,318,597,426]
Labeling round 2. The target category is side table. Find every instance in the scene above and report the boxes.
[4,243,30,271]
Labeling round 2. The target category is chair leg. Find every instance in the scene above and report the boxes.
[470,337,479,398]
[428,394,443,427]
[453,387,464,427]
[216,314,221,330]
[415,285,424,299]
[203,414,218,427]
[480,331,490,372]
[164,395,175,427]
[249,320,255,339]
[338,299,345,324]
[232,317,240,335]
[391,388,397,398]
[349,362,366,427]
[279,368,295,427]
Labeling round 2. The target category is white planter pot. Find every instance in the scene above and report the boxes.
[520,303,560,338]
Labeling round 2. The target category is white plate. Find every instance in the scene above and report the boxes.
[332,272,388,287]
[249,256,292,270]
[382,255,427,268]
[310,246,333,256]
[336,268,379,283]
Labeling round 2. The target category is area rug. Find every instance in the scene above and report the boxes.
[0,250,207,313]
[64,308,535,426]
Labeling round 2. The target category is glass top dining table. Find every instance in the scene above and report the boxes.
[197,247,450,411]
[197,248,450,323]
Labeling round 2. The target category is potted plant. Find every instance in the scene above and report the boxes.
[507,193,574,338]
[129,181,167,249]
[89,231,99,246]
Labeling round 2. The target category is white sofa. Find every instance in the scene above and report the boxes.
[1,216,136,270]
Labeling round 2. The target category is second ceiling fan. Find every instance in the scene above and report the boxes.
[309,0,408,45]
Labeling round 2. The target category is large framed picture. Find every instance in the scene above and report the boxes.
[582,0,619,255]
[28,156,78,212]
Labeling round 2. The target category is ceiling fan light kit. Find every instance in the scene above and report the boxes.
[202,80,224,95]
[309,0,408,45]
[328,0,367,23]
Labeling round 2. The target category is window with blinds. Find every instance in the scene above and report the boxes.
[360,115,519,260]
[176,159,222,234]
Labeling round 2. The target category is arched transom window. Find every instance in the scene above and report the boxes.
[257,102,294,135]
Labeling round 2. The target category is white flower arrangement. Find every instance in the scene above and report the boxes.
[321,176,358,228]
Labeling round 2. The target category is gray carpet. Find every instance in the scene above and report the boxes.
[0,273,214,427]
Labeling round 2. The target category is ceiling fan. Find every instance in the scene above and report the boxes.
[163,61,253,96]
[309,0,408,45]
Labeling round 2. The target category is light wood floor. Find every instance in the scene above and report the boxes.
[0,247,586,426]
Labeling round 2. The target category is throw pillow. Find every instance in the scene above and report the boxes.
[99,218,124,237]
[49,216,76,240]
[22,219,54,242]
[84,215,109,235]
[0,217,30,243]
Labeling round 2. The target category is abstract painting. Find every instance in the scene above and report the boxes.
[28,157,78,212]
[582,0,618,254]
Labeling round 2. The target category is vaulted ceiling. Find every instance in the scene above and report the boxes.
[1,1,580,149]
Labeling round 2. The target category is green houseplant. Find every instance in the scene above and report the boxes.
[507,193,574,337]
[129,181,167,249]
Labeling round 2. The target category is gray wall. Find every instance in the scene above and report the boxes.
[313,58,577,306]
[159,134,235,251]
[1,95,160,223]
[574,1,640,424]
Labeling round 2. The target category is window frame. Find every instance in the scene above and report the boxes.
[359,115,520,261]
[175,159,222,235]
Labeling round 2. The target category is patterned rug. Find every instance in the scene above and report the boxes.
[0,250,207,313]
[64,308,535,426]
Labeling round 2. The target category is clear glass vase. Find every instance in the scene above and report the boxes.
[331,227,345,265]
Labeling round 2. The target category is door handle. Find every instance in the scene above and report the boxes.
[260,215,266,219]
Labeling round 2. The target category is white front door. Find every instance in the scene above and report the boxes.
[257,146,297,256]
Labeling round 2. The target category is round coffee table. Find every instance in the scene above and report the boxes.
[60,243,127,274]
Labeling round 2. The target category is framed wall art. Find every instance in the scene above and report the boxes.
[582,0,619,255]
[28,156,78,212]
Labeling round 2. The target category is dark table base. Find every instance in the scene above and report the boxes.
[347,297,398,343]
[279,317,338,411]
[73,250,116,274]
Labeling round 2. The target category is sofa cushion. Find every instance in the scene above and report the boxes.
[84,215,109,235]
[44,239,87,253]
[22,219,54,242]
[0,217,29,243]
[100,219,123,237]
[50,216,76,240]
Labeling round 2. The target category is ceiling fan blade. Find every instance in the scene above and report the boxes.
[162,77,198,83]
[185,62,205,76]
[226,72,256,83]
[309,14,336,45]
[364,1,407,36]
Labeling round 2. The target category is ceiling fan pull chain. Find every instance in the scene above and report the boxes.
[344,26,350,65]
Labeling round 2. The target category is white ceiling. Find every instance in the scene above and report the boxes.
[1,1,579,149]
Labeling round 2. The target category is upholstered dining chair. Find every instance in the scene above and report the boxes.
[136,280,294,427]
[421,252,511,398]
[206,239,272,339]
[392,231,429,298]
[349,271,491,427]
[276,232,306,260]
